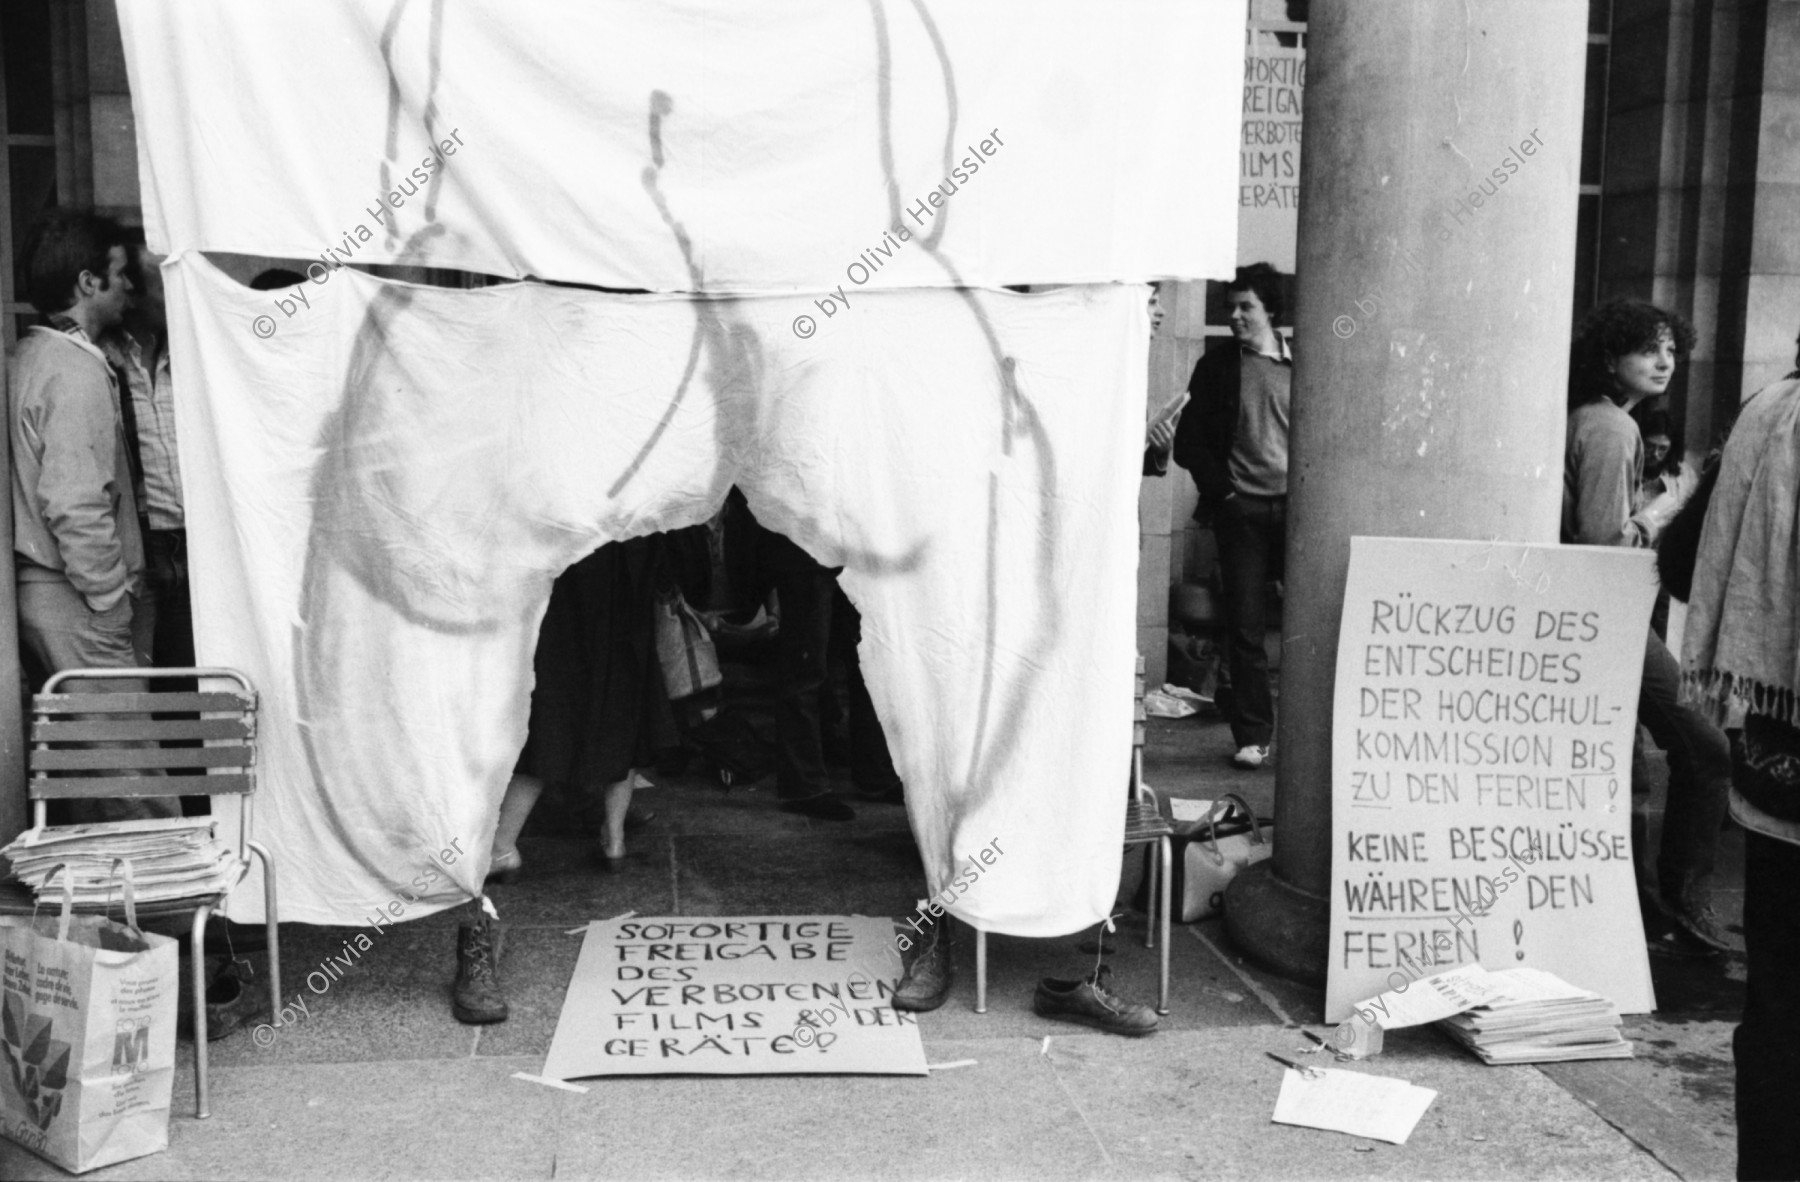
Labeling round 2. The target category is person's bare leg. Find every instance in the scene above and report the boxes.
[490,774,543,876]
[601,773,634,861]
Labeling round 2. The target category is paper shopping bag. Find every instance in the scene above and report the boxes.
[0,864,177,1173]
[654,590,723,700]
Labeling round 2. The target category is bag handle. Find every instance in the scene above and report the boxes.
[33,864,76,942]
[31,859,140,942]
[1203,793,1268,860]
[678,596,706,695]
[106,856,141,934]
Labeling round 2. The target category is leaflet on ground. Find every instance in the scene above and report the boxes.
[1271,1068,1438,1144]
[1349,963,1511,1029]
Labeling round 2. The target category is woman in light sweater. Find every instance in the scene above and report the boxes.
[1564,299,1734,954]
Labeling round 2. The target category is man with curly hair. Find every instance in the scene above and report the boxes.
[1564,298,1733,954]
[1147,263,1290,771]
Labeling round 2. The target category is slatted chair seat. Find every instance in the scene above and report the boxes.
[973,655,1173,1016]
[1124,797,1174,843]
[0,668,280,1119]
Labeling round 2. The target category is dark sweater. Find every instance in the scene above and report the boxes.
[1145,340,1294,513]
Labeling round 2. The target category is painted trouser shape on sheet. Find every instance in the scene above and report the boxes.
[169,255,1145,934]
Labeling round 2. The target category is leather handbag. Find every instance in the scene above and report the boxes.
[1174,793,1272,922]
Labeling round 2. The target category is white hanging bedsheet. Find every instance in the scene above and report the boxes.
[118,0,1244,291]
[114,0,1245,931]
[171,254,1146,931]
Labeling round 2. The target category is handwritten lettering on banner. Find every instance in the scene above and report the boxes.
[1324,538,1658,1023]
[1238,43,1303,270]
[542,915,927,1078]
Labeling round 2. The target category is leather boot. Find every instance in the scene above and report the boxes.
[892,917,953,1012]
[453,917,508,1024]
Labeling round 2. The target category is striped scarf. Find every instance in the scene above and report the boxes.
[1681,376,1800,727]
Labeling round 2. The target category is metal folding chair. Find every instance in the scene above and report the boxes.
[0,667,280,1118]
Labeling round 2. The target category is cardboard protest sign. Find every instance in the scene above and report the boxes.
[1238,41,1303,270]
[543,916,927,1078]
[1325,537,1657,1022]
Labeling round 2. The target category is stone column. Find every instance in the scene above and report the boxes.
[1602,1,1796,459]
[1223,0,1591,983]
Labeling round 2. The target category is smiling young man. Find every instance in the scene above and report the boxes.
[1564,299,1732,955]
[1146,263,1291,770]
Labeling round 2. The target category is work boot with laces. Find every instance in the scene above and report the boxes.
[453,916,508,1023]
[1033,964,1159,1036]
[891,917,953,1012]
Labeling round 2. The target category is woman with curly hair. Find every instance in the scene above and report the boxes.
[1564,298,1734,955]
[1565,299,1696,543]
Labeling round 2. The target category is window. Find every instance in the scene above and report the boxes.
[1,0,63,346]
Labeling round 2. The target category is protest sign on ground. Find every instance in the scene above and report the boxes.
[1326,537,1657,1022]
[544,915,926,1078]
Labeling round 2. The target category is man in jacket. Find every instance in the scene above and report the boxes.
[102,239,193,670]
[1147,263,1291,769]
[9,210,173,820]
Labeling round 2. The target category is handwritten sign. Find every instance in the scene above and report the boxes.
[1325,537,1657,1022]
[1238,43,1303,270]
[543,915,926,1078]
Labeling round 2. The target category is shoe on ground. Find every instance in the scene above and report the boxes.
[778,793,856,821]
[1231,744,1270,769]
[892,920,953,1012]
[1033,965,1158,1036]
[453,918,509,1024]
[1665,897,1732,955]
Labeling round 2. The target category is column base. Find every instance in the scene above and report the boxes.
[1222,859,1330,987]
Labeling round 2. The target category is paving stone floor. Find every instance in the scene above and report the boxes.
[0,699,1747,1180]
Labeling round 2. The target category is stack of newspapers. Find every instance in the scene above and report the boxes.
[2,817,238,905]
[1436,967,1633,1064]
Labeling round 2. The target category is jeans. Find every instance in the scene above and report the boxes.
[1734,714,1800,1181]
[1636,630,1732,905]
[1737,828,1800,1180]
[17,578,151,685]
[1213,494,1285,748]
[140,527,195,668]
[15,577,177,822]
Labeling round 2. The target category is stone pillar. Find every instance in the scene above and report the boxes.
[1739,2,1800,401]
[1223,0,1590,983]
[1602,1,1800,457]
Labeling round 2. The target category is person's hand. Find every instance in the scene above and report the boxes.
[1146,418,1176,451]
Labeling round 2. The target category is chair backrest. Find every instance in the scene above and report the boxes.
[29,667,258,832]
[1133,654,1147,752]
[1131,654,1148,800]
